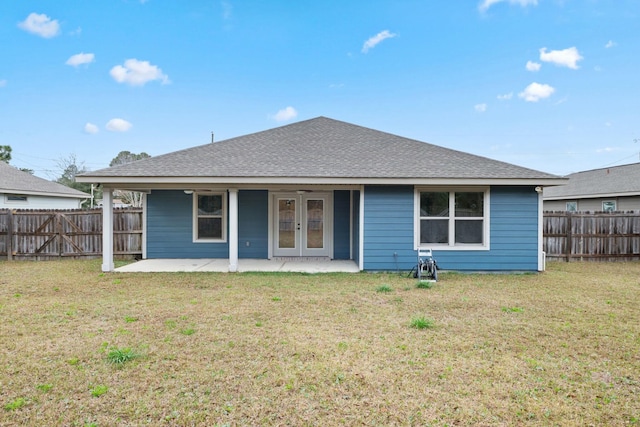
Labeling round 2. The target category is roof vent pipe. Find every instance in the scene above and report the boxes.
[211,132,214,143]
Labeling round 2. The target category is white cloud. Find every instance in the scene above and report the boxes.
[84,123,99,134]
[479,0,537,12]
[18,13,60,38]
[110,59,170,86]
[66,53,95,67]
[362,30,397,53]
[221,1,233,20]
[474,103,488,113]
[518,82,555,102]
[106,118,133,132]
[605,40,616,48]
[539,47,583,69]
[272,107,298,122]
[526,60,541,72]
[0,80,6,88]
[497,92,513,100]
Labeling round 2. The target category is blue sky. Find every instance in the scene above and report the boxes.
[1,0,639,179]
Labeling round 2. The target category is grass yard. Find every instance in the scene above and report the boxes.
[1,260,639,426]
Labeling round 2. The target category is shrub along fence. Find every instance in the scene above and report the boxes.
[544,211,640,262]
[0,208,142,260]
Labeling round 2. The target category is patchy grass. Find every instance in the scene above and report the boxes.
[105,346,140,366]
[1,259,639,425]
[409,316,435,330]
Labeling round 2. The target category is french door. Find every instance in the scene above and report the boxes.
[273,193,331,257]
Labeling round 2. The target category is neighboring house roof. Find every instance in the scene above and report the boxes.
[544,162,640,200]
[0,161,90,199]
[79,117,565,187]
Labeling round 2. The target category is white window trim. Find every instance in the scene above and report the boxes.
[566,201,578,212]
[414,187,490,251]
[192,191,227,243]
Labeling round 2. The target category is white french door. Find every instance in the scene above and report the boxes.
[273,193,331,257]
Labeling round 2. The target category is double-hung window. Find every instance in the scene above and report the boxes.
[416,189,488,249]
[193,192,226,242]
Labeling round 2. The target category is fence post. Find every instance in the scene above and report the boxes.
[566,212,572,262]
[56,213,63,259]
[7,210,13,261]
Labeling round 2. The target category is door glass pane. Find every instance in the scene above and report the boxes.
[278,199,296,249]
[306,199,324,249]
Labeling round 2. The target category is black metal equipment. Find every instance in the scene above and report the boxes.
[416,249,438,282]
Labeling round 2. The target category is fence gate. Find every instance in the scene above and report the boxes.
[0,208,142,260]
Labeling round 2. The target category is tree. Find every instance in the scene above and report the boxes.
[0,145,11,163]
[109,150,151,167]
[54,154,98,208]
[109,151,151,208]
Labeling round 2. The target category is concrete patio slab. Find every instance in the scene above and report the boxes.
[115,258,360,273]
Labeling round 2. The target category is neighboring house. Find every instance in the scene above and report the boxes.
[0,161,90,209]
[78,117,565,273]
[543,162,640,212]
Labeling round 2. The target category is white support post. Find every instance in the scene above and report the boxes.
[102,188,114,272]
[228,188,239,272]
[537,188,545,271]
[141,192,147,259]
[358,185,365,271]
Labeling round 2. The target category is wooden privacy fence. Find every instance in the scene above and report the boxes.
[544,211,640,261]
[0,208,142,260]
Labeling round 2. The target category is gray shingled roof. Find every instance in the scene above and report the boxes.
[0,161,90,198]
[544,162,640,199]
[80,117,561,182]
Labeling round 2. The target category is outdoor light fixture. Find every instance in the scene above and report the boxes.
[184,190,194,195]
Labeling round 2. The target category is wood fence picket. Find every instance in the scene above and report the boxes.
[543,211,640,261]
[0,208,142,260]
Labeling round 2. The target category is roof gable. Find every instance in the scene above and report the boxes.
[0,161,90,198]
[80,117,561,183]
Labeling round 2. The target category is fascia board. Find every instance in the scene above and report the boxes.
[78,176,568,187]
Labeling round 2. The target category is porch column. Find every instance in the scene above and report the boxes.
[537,187,545,271]
[102,188,114,272]
[228,188,239,272]
[359,185,365,271]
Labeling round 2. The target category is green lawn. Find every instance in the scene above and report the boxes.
[1,260,639,426]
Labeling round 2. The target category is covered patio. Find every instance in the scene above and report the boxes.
[115,258,360,273]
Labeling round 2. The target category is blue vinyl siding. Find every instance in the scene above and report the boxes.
[362,185,540,272]
[238,190,268,259]
[333,190,351,260]
[147,190,229,258]
[363,186,415,271]
[433,187,539,271]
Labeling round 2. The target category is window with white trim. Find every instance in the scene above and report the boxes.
[6,195,28,202]
[602,200,616,212]
[193,192,226,242]
[417,189,488,249]
[566,201,578,212]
